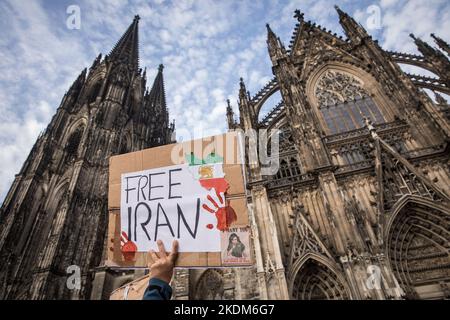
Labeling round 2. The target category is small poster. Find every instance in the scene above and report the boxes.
[221,226,252,266]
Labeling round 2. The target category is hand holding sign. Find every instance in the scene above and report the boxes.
[148,240,179,284]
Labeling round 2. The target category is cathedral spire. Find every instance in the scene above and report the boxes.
[334,5,346,18]
[146,64,167,115]
[335,5,368,42]
[68,68,87,94]
[266,23,286,64]
[266,23,278,47]
[226,99,236,129]
[144,64,169,128]
[90,54,102,70]
[410,34,450,82]
[239,77,247,100]
[409,33,444,59]
[431,33,450,56]
[238,77,256,129]
[108,15,140,70]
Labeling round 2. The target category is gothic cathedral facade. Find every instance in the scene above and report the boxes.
[218,7,450,300]
[0,16,174,299]
[0,7,449,300]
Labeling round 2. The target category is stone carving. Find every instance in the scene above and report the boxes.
[315,70,368,106]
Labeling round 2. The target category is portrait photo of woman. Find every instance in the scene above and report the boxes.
[226,233,246,258]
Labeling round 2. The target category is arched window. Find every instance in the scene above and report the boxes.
[275,157,302,181]
[65,126,84,160]
[269,125,303,181]
[88,82,102,104]
[315,70,386,135]
[277,160,289,179]
[290,158,301,176]
[192,269,224,300]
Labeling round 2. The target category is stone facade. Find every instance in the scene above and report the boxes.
[0,16,174,299]
[218,7,450,300]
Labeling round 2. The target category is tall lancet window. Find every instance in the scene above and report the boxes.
[315,70,386,135]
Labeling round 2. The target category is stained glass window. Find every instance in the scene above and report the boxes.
[315,70,386,134]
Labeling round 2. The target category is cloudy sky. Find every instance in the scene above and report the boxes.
[0,0,449,201]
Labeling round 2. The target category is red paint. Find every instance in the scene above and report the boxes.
[206,224,214,229]
[202,204,215,213]
[200,177,237,231]
[207,194,219,208]
[199,178,229,193]
[120,231,137,261]
[215,205,237,231]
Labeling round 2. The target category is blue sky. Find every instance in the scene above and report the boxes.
[0,0,449,201]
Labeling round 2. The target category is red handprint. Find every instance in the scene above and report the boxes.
[120,231,137,261]
[202,188,237,231]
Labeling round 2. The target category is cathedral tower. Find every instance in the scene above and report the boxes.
[0,16,174,299]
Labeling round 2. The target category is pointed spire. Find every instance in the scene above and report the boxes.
[409,33,440,58]
[68,68,87,94]
[239,77,247,100]
[226,99,233,113]
[108,15,140,70]
[266,23,277,44]
[334,5,345,18]
[431,33,450,56]
[410,34,450,86]
[266,23,279,54]
[140,64,171,145]
[335,5,368,42]
[237,77,257,129]
[147,64,167,115]
[266,23,286,63]
[226,99,236,129]
[90,54,102,70]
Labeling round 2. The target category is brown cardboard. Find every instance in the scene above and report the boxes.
[226,197,249,226]
[106,132,253,268]
[109,151,143,185]
[108,183,121,209]
[223,164,246,196]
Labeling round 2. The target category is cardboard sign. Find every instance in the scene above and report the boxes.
[107,132,253,268]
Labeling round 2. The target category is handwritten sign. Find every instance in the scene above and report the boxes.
[120,163,231,253]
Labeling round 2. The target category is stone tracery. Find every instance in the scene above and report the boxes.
[315,70,368,106]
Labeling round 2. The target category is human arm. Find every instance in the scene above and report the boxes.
[142,240,179,301]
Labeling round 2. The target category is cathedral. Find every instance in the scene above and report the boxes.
[1,6,450,300]
[0,16,174,299]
